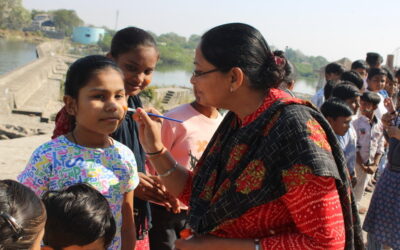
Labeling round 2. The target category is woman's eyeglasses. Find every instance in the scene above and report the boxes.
[192,68,219,78]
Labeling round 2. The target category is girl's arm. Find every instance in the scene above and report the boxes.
[121,191,136,250]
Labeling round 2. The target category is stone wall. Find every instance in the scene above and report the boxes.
[0,41,65,115]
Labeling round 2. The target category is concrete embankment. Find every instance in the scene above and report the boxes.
[0,41,67,119]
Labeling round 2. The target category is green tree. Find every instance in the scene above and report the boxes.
[0,0,30,30]
[50,9,84,36]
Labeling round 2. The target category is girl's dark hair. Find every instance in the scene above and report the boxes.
[321,97,353,119]
[340,71,364,90]
[110,26,158,58]
[42,183,116,249]
[64,55,122,99]
[361,92,381,105]
[0,180,46,249]
[200,23,284,91]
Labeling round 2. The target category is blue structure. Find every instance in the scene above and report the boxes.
[72,26,105,45]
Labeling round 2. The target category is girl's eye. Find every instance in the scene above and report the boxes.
[93,95,105,100]
[144,69,154,75]
[125,64,138,72]
[115,94,124,99]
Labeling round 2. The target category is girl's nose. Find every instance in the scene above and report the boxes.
[105,99,119,112]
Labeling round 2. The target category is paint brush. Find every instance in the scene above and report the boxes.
[124,106,183,123]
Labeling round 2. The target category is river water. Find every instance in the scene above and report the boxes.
[0,40,317,95]
[0,40,38,75]
[153,70,318,95]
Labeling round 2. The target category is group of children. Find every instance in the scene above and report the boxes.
[0,24,399,249]
[314,53,400,249]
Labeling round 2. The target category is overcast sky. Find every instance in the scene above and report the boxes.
[23,0,400,64]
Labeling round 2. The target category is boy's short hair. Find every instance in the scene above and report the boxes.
[361,92,381,106]
[325,63,345,75]
[321,98,353,119]
[42,183,116,249]
[366,52,383,67]
[332,83,361,101]
[395,69,400,78]
[323,80,339,100]
[382,67,395,82]
[367,68,387,80]
[341,71,364,90]
[351,60,367,70]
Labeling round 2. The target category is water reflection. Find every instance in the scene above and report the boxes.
[0,40,37,75]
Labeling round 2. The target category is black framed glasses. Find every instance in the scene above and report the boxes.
[192,68,220,78]
[0,211,23,240]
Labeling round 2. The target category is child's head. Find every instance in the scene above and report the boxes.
[340,71,364,90]
[64,55,127,136]
[325,63,345,81]
[320,98,353,136]
[42,183,116,250]
[360,92,381,117]
[108,27,159,96]
[331,83,361,114]
[382,67,398,97]
[323,80,339,100]
[395,69,400,85]
[366,52,383,68]
[367,68,387,92]
[351,60,368,80]
[0,180,46,250]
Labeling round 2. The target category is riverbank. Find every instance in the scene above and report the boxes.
[0,29,49,43]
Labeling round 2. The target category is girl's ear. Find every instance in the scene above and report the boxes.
[229,67,244,92]
[64,95,77,116]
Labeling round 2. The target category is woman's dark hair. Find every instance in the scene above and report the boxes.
[42,183,116,249]
[0,180,46,249]
[324,80,339,100]
[200,23,284,91]
[325,63,345,75]
[274,50,295,84]
[367,67,387,80]
[64,55,122,99]
[110,26,158,58]
[351,60,367,70]
[332,83,361,101]
[340,71,364,90]
[321,98,353,119]
[361,91,381,105]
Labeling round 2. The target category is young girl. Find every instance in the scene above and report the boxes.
[18,55,139,250]
[52,27,167,249]
[0,179,46,250]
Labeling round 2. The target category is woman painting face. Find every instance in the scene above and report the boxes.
[190,48,231,109]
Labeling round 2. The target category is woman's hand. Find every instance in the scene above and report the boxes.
[132,108,164,153]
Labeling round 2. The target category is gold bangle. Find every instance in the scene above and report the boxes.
[158,161,178,177]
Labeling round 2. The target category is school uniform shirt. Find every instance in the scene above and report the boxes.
[337,124,357,176]
[18,135,139,250]
[353,115,385,164]
[311,87,324,108]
